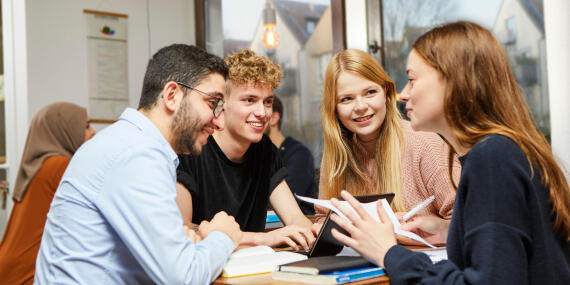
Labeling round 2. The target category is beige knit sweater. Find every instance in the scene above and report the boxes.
[316,120,461,222]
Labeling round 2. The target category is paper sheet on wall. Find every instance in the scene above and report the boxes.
[85,10,129,121]
[295,194,435,248]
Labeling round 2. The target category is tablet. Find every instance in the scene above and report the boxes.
[307,193,395,257]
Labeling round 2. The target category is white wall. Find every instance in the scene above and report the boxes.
[26,0,196,120]
[1,0,196,235]
[544,0,570,177]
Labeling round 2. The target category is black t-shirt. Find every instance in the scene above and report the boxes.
[279,136,316,214]
[177,135,287,232]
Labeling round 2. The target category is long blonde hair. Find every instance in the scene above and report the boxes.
[320,49,405,211]
[413,21,570,239]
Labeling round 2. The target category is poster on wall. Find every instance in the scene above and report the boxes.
[84,10,129,123]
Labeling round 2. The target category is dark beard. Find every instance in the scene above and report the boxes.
[171,99,202,155]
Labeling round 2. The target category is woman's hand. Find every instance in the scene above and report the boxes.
[398,215,450,246]
[329,190,397,267]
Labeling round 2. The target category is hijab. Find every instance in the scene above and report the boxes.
[12,102,87,202]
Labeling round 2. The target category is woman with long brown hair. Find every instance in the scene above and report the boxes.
[330,21,570,284]
[0,102,94,284]
[317,49,459,244]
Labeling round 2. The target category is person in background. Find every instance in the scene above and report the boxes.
[330,21,570,284]
[317,49,460,245]
[0,102,95,284]
[176,49,315,250]
[265,95,317,214]
[35,44,242,284]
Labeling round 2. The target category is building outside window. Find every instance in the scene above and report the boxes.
[204,0,332,166]
[382,0,550,138]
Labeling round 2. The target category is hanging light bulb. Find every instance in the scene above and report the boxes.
[262,3,278,49]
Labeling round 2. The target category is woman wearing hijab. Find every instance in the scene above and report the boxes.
[0,102,95,284]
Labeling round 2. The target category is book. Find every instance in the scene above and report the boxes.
[266,210,281,223]
[265,210,284,230]
[278,256,373,275]
[272,266,385,284]
[221,245,307,278]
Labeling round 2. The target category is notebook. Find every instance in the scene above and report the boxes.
[278,256,373,275]
[272,266,385,284]
[295,193,395,257]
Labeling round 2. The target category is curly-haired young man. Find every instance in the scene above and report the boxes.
[176,49,315,250]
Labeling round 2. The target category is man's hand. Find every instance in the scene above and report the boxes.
[183,225,202,244]
[240,225,315,251]
[198,211,243,248]
[261,225,315,250]
[398,215,450,246]
[311,222,323,236]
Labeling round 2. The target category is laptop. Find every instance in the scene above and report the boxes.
[297,193,395,257]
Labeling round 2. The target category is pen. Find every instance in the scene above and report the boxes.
[402,195,435,222]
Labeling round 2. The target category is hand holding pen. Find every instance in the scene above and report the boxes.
[402,195,435,222]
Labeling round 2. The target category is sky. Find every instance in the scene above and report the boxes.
[221,0,502,41]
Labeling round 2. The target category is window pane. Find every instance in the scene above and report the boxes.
[205,0,332,165]
[382,0,550,137]
[0,1,5,163]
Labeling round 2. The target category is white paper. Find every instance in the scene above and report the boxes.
[296,194,436,248]
[414,247,448,263]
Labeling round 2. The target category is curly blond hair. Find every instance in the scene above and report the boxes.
[224,49,282,89]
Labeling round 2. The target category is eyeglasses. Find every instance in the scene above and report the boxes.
[176,81,224,117]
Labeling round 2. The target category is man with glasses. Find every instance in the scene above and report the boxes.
[176,49,315,251]
[36,44,242,284]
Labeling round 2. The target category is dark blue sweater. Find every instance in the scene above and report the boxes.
[384,134,570,284]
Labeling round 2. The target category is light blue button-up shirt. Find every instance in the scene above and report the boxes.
[35,108,234,284]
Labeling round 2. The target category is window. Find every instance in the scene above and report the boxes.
[203,0,332,165]
[306,19,316,34]
[0,0,7,233]
[382,0,550,137]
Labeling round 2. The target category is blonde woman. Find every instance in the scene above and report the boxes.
[317,49,459,244]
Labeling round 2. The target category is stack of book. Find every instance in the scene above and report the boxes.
[272,256,385,284]
[265,210,283,230]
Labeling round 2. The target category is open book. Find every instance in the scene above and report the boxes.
[295,194,436,248]
[222,245,307,278]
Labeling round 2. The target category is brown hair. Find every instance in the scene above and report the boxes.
[320,49,405,211]
[413,21,570,239]
[225,49,282,89]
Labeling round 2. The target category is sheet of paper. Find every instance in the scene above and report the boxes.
[337,246,360,257]
[414,247,448,263]
[296,194,436,248]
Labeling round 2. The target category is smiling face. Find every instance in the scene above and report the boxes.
[401,49,447,133]
[171,73,226,155]
[335,71,387,142]
[223,82,274,144]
